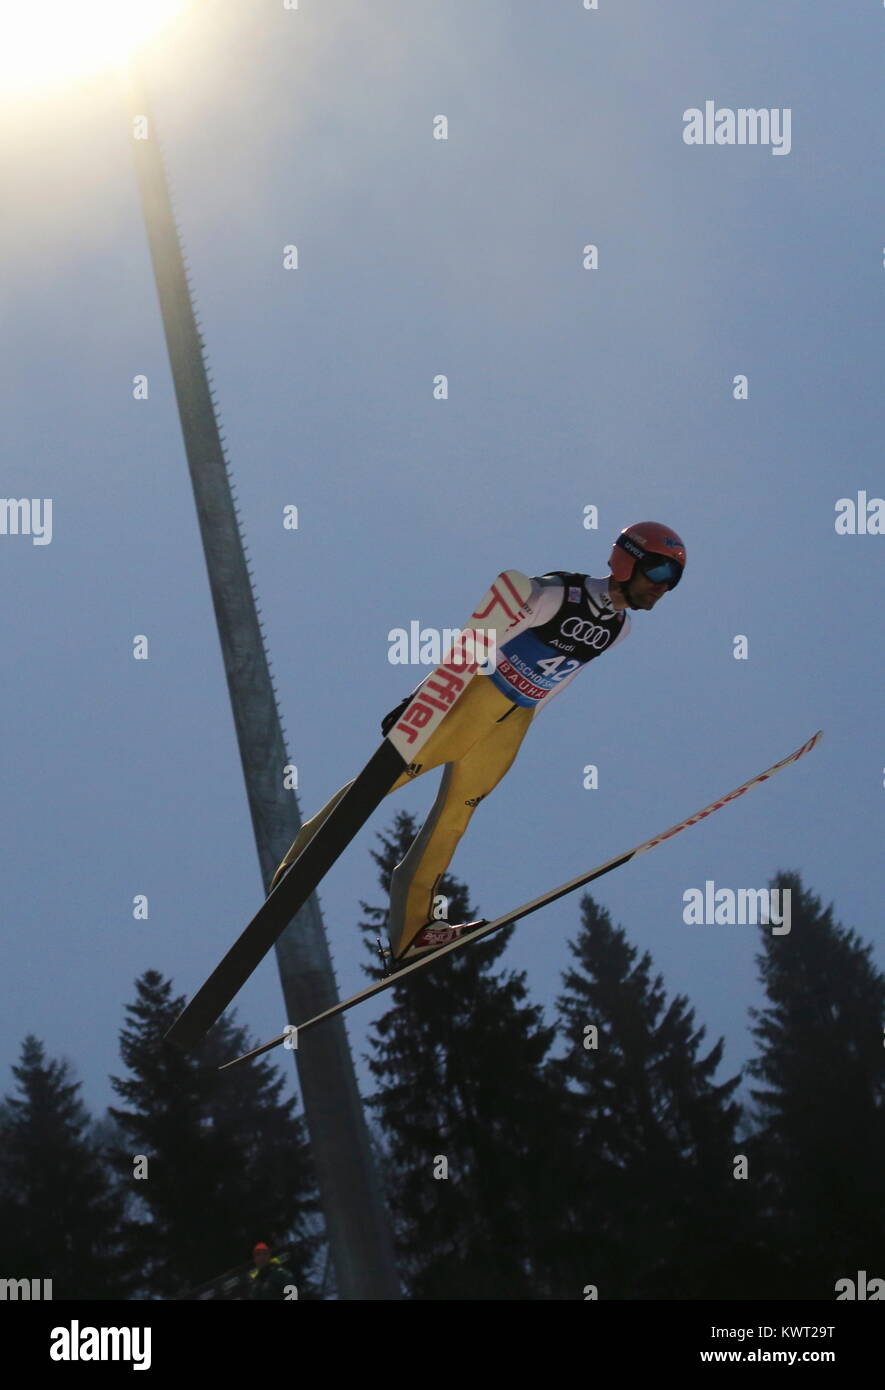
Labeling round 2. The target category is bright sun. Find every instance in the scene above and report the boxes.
[0,0,187,93]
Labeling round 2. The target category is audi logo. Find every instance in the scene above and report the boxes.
[560,616,611,648]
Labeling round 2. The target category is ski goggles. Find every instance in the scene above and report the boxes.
[636,553,683,589]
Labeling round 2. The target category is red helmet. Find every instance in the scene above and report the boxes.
[608,521,686,590]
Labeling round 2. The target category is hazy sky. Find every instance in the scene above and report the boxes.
[2,0,883,1121]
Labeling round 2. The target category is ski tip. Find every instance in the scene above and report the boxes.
[218,1034,286,1072]
[217,1054,246,1073]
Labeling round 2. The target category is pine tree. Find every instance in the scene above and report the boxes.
[0,1036,124,1299]
[747,871,885,1298]
[553,895,754,1299]
[108,970,319,1299]
[360,812,565,1299]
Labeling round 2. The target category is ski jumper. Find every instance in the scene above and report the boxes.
[271,574,630,958]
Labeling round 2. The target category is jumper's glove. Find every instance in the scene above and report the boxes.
[381,695,411,737]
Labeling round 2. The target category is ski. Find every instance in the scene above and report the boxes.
[218,728,823,1071]
[165,571,534,1051]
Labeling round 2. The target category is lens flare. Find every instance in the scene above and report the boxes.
[0,0,186,93]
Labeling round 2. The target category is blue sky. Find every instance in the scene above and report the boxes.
[1,0,882,1119]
